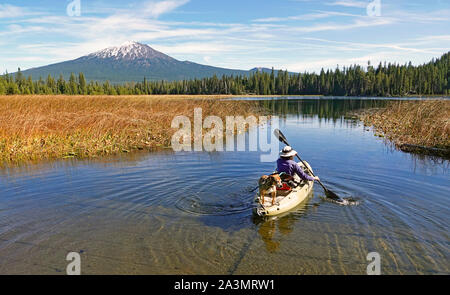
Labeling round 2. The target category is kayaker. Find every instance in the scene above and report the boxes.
[277,146,320,184]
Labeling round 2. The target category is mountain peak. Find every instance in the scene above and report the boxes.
[120,41,140,47]
[87,41,174,61]
[19,41,250,83]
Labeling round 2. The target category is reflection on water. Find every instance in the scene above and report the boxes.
[253,192,314,253]
[257,98,388,119]
[0,98,449,274]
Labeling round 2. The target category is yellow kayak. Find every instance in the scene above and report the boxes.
[254,161,314,217]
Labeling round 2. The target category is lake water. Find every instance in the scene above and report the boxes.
[0,98,448,274]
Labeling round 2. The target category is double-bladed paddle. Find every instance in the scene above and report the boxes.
[274,128,342,201]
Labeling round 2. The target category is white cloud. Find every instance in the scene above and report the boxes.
[254,12,330,23]
[152,41,247,55]
[326,0,368,8]
[280,51,435,73]
[387,9,450,24]
[0,24,48,37]
[1,56,48,62]
[253,10,363,22]
[416,35,450,42]
[0,4,27,18]
[290,16,394,33]
[143,0,190,18]
[302,37,442,55]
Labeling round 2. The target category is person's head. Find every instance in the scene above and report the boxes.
[279,146,297,160]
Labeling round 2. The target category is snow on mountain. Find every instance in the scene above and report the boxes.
[18,41,252,82]
[87,41,174,61]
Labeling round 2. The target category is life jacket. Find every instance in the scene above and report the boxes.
[277,182,292,191]
[276,172,298,190]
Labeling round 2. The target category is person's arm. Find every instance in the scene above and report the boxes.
[293,163,316,182]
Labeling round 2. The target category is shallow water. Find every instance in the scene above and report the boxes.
[0,98,449,274]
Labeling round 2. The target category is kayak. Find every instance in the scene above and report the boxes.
[254,161,314,217]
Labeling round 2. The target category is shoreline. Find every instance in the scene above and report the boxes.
[355,100,450,158]
[0,95,264,166]
[1,94,323,100]
[2,94,448,99]
[1,95,449,166]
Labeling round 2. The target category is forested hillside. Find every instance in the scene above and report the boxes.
[1,52,448,96]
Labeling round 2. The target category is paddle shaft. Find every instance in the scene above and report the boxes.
[293,153,329,192]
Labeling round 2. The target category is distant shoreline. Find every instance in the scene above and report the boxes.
[1,94,320,99]
[1,94,448,99]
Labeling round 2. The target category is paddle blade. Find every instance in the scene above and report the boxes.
[274,129,289,145]
[324,188,341,201]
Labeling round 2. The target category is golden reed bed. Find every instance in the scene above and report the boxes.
[359,100,450,156]
[0,95,262,165]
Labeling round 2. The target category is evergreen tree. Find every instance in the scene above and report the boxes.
[79,73,87,95]
[68,73,78,95]
[0,81,5,95]
[6,82,19,95]
[57,74,66,94]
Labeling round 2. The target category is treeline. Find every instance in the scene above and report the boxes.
[1,52,448,96]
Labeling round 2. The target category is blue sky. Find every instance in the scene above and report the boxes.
[1,0,449,73]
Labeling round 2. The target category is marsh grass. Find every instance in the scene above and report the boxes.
[0,95,263,165]
[359,100,450,152]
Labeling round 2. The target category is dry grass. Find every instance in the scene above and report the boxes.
[0,95,263,165]
[359,100,450,151]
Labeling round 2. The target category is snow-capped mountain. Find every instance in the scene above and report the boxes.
[87,41,174,62]
[18,41,250,83]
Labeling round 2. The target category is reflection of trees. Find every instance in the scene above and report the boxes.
[259,98,389,122]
